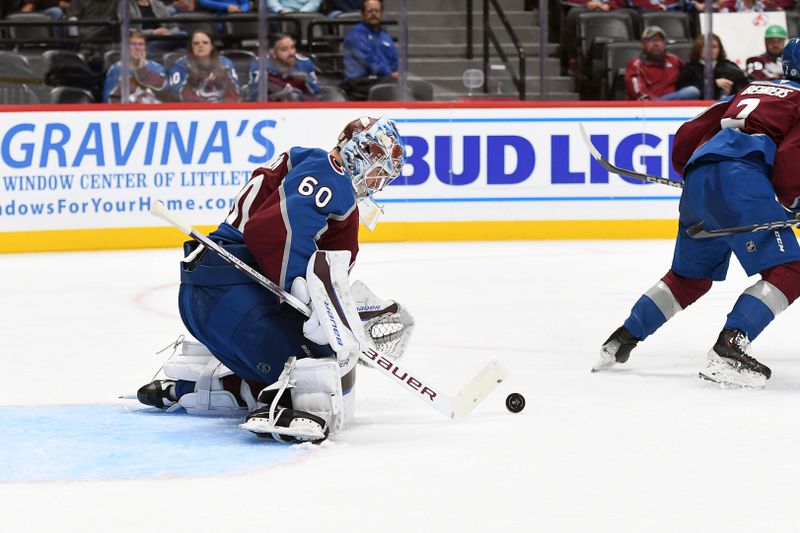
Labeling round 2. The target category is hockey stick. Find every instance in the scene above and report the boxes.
[578,123,685,189]
[687,215,800,238]
[150,201,507,420]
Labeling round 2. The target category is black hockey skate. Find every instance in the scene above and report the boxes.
[137,379,177,409]
[699,329,771,388]
[592,325,639,372]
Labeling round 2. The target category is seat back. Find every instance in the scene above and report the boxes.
[666,41,692,64]
[786,11,799,39]
[6,12,51,46]
[162,50,185,73]
[367,80,433,101]
[171,13,214,35]
[577,13,634,94]
[0,50,38,81]
[221,49,256,87]
[641,12,692,43]
[50,86,94,104]
[318,83,346,101]
[603,41,642,99]
[42,50,97,91]
[103,49,121,74]
[0,82,39,104]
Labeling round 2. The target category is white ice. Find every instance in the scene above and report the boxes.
[3,240,800,532]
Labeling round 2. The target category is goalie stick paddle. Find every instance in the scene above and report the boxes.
[150,201,507,420]
[687,215,800,238]
[577,123,684,189]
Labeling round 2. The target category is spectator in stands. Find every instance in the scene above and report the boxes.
[268,0,321,13]
[746,24,787,81]
[163,0,195,13]
[676,33,747,99]
[629,0,682,10]
[324,0,361,17]
[341,0,397,100]
[21,1,69,21]
[169,28,240,101]
[128,0,186,52]
[559,0,627,76]
[103,31,168,103]
[718,0,766,11]
[196,0,249,14]
[625,26,697,100]
[67,0,119,39]
[247,33,320,101]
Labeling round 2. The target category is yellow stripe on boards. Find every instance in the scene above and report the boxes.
[0,220,684,254]
[360,220,681,242]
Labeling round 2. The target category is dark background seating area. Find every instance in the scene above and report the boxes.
[0,5,434,104]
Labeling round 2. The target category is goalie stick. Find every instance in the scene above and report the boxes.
[578,123,685,189]
[150,201,507,421]
[687,214,800,238]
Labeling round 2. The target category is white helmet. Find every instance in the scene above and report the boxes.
[337,116,406,199]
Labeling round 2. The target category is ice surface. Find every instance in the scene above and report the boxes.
[2,241,800,532]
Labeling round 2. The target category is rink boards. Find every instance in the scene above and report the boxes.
[0,101,704,253]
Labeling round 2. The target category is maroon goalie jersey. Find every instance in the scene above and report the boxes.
[671,80,800,209]
[223,147,360,290]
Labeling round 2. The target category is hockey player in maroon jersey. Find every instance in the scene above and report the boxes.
[137,116,413,442]
[595,38,800,388]
[746,25,788,82]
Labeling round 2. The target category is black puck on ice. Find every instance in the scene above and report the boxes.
[505,392,525,413]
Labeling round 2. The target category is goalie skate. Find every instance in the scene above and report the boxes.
[239,406,328,443]
[698,329,771,389]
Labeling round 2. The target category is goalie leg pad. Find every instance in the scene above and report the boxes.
[290,357,350,435]
[240,356,354,441]
[156,336,254,415]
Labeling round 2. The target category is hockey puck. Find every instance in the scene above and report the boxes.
[505,393,525,413]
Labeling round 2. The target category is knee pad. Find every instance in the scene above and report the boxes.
[160,336,255,415]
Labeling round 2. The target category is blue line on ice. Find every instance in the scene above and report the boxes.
[0,404,308,482]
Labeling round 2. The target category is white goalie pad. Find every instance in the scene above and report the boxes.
[157,336,254,415]
[290,357,351,434]
[351,280,415,362]
[303,250,366,372]
[242,356,353,439]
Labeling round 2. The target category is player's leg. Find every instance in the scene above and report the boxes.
[698,159,800,386]
[594,168,723,371]
[241,251,365,442]
[137,336,262,414]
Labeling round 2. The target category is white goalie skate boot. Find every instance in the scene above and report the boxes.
[592,326,639,372]
[699,329,772,388]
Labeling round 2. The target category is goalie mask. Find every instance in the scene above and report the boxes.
[337,116,406,231]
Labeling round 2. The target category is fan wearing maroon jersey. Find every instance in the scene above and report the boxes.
[137,116,407,442]
[594,38,800,388]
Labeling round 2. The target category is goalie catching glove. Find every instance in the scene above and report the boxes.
[292,251,415,365]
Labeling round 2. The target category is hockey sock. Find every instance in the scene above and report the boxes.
[724,262,800,339]
[623,271,711,341]
[174,379,194,400]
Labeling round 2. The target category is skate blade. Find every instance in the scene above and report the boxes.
[698,360,767,389]
[591,349,617,373]
[239,419,326,441]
